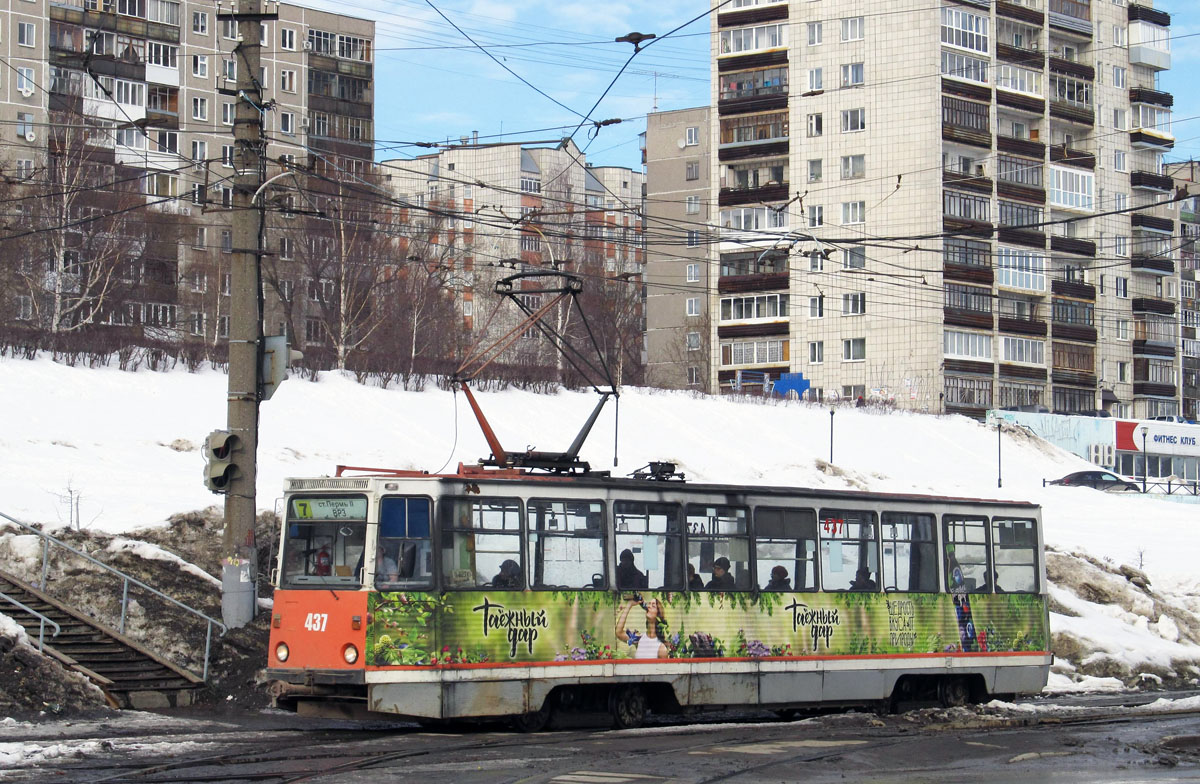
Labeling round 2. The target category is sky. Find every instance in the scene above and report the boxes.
[286,0,1200,171]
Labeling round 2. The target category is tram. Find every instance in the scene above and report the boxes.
[264,463,1050,729]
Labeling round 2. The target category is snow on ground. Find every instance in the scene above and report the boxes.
[1,354,1198,689]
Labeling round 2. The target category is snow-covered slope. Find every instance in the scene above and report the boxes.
[1,355,1197,689]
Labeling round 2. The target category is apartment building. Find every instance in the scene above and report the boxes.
[1,0,374,355]
[1165,161,1200,420]
[643,107,714,391]
[380,142,645,377]
[644,0,1179,416]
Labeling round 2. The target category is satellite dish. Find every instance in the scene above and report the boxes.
[676,138,686,150]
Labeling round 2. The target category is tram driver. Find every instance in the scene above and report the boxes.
[375,546,399,588]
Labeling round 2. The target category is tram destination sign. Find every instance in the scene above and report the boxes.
[291,497,368,521]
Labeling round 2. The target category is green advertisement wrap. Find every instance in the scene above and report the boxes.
[366,591,1048,667]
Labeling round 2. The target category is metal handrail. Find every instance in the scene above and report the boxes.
[0,591,60,651]
[0,511,227,680]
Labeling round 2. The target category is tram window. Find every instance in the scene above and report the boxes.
[754,507,817,591]
[280,496,367,588]
[613,501,683,591]
[376,497,433,591]
[991,518,1038,593]
[943,515,989,594]
[819,509,878,591]
[439,497,523,590]
[527,499,606,590]
[880,512,938,593]
[685,504,750,590]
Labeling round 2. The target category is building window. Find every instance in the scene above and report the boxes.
[15,159,34,179]
[719,23,786,56]
[808,159,822,182]
[841,108,865,132]
[721,294,787,321]
[16,68,35,95]
[808,205,823,227]
[221,144,235,168]
[223,18,238,40]
[280,70,296,93]
[685,196,700,215]
[843,338,865,362]
[221,102,234,125]
[16,113,34,138]
[1113,24,1127,47]
[809,250,824,272]
[808,68,823,91]
[308,29,336,55]
[841,16,864,42]
[191,97,208,121]
[685,126,699,146]
[221,230,233,253]
[945,284,992,313]
[809,341,824,363]
[842,201,865,224]
[520,177,541,194]
[840,155,865,180]
[940,7,988,53]
[945,329,993,361]
[842,293,865,315]
[996,247,1046,292]
[1114,276,1128,298]
[942,51,989,84]
[807,113,823,137]
[1048,166,1094,211]
[686,231,700,248]
[686,332,701,351]
[280,27,295,50]
[686,297,701,317]
[841,63,864,87]
[686,262,700,282]
[280,112,295,135]
[944,190,990,222]
[1113,150,1127,172]
[685,160,700,181]
[687,366,701,386]
[843,246,865,269]
[721,339,786,366]
[338,35,372,62]
[18,22,36,47]
[945,376,992,407]
[809,296,824,318]
[192,55,208,78]
[192,227,207,249]
[192,11,208,34]
[808,22,822,45]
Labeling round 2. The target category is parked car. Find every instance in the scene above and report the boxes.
[1048,471,1140,491]
[1151,415,1195,424]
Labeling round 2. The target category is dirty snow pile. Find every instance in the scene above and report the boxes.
[0,354,1198,694]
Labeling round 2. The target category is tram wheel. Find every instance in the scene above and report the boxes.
[511,703,552,733]
[608,686,647,730]
[938,676,971,708]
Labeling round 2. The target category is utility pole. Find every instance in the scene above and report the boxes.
[218,0,277,628]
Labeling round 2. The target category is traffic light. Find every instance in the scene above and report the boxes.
[260,334,304,401]
[203,430,239,493]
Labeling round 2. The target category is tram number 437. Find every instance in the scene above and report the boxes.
[303,613,329,632]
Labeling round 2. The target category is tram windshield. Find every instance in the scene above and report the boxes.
[281,496,367,588]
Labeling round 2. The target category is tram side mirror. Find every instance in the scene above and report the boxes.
[591,573,604,588]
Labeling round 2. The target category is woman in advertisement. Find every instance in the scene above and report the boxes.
[615,596,670,659]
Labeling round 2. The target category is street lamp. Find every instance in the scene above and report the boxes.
[829,407,835,465]
[997,418,1003,489]
[1140,425,1149,493]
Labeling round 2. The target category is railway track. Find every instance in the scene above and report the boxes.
[4,698,1197,784]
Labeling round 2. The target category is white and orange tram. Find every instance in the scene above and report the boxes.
[264,464,1050,729]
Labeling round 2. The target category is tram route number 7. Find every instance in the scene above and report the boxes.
[303,612,329,632]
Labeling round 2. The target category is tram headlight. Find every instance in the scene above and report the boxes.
[343,644,359,664]
[275,642,290,663]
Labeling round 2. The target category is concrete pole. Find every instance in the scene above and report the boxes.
[220,0,275,628]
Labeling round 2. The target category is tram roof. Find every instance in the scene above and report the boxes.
[285,465,1039,510]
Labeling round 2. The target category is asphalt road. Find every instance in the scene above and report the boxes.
[2,697,1198,783]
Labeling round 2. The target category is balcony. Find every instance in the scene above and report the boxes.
[719,183,789,207]
[997,0,1045,24]
[718,272,789,294]
[1050,101,1093,126]
[718,321,788,340]
[1131,170,1174,192]
[1134,382,1177,398]
[998,314,1048,336]
[943,169,993,195]
[944,308,994,330]
[1131,255,1175,276]
[1132,297,1176,316]
[1132,214,1174,234]
[1131,129,1174,151]
[1052,278,1095,299]
[997,135,1045,158]
[1130,87,1173,108]
[717,1,788,27]
[1051,235,1096,257]
[1048,0,1091,35]
[1049,145,1094,169]
[1051,322,1097,342]
[1133,340,1176,358]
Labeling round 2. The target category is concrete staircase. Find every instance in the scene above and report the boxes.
[0,569,203,709]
